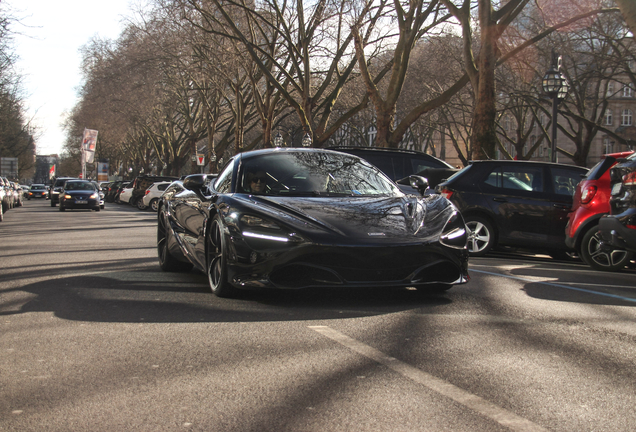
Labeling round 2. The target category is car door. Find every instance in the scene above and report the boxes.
[479,163,554,248]
[548,166,586,244]
[172,184,209,269]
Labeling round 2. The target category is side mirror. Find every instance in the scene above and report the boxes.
[409,175,429,196]
[183,174,207,192]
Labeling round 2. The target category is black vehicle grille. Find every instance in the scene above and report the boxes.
[268,246,462,288]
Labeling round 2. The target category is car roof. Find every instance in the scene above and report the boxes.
[467,160,587,169]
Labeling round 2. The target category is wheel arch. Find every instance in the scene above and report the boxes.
[460,210,499,246]
[572,214,605,251]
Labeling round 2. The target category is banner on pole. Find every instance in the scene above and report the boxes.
[49,164,56,180]
[196,155,205,166]
[82,128,98,164]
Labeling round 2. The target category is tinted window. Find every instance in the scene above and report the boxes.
[214,159,235,193]
[585,158,613,181]
[158,183,169,191]
[551,167,584,196]
[483,166,541,192]
[238,152,399,196]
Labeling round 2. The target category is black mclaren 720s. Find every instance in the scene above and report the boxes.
[157,148,469,297]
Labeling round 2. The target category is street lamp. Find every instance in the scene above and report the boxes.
[542,51,569,163]
[302,133,312,147]
[273,132,284,147]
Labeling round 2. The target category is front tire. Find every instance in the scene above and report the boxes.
[157,211,193,272]
[207,215,236,298]
[465,216,495,257]
[137,199,147,210]
[579,227,632,272]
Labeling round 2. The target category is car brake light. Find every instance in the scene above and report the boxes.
[145,190,151,195]
[580,185,597,204]
[623,172,636,186]
[439,188,454,200]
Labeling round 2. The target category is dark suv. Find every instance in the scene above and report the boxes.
[329,147,458,192]
[437,160,587,257]
[599,152,636,256]
[128,175,178,209]
[50,177,78,207]
[565,152,634,271]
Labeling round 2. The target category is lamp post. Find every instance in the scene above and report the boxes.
[542,51,569,163]
[302,133,312,147]
[273,132,284,147]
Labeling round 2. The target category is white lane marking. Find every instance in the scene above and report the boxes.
[471,269,636,304]
[309,325,549,432]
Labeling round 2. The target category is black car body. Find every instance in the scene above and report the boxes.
[50,177,78,207]
[28,184,48,199]
[599,152,636,254]
[328,146,458,193]
[58,180,101,212]
[437,160,587,257]
[158,148,469,297]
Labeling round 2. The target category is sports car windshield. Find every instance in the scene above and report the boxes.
[239,151,401,197]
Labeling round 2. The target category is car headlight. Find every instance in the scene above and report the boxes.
[64,194,72,199]
[440,210,467,249]
[90,193,99,199]
[240,215,281,230]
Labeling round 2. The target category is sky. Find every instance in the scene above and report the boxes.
[11,0,135,156]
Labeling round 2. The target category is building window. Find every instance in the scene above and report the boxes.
[603,137,614,154]
[607,81,614,97]
[622,109,633,126]
[504,116,511,131]
[622,84,634,98]
[605,109,613,125]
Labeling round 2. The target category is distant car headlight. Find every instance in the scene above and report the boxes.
[90,193,99,199]
[440,210,467,249]
[64,194,72,199]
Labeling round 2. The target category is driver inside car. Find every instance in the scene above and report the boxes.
[245,170,268,194]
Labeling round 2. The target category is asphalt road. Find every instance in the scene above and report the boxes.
[1,199,636,432]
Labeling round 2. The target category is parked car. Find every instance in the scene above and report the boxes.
[158,148,469,297]
[141,181,172,212]
[58,180,101,212]
[128,175,178,209]
[105,180,126,203]
[566,152,634,271]
[10,182,23,207]
[437,160,587,258]
[1,176,13,211]
[90,181,106,209]
[20,185,30,198]
[27,184,48,199]
[329,146,458,193]
[118,184,134,204]
[0,177,7,221]
[599,152,636,256]
[50,177,78,207]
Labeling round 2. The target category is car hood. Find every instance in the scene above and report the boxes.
[235,193,455,242]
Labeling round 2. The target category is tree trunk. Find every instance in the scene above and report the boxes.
[471,0,498,160]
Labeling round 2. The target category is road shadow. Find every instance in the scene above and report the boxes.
[0,267,454,323]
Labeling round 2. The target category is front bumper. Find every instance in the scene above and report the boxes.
[226,238,470,290]
[599,208,636,253]
[60,198,100,210]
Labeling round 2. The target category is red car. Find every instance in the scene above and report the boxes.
[565,151,634,271]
